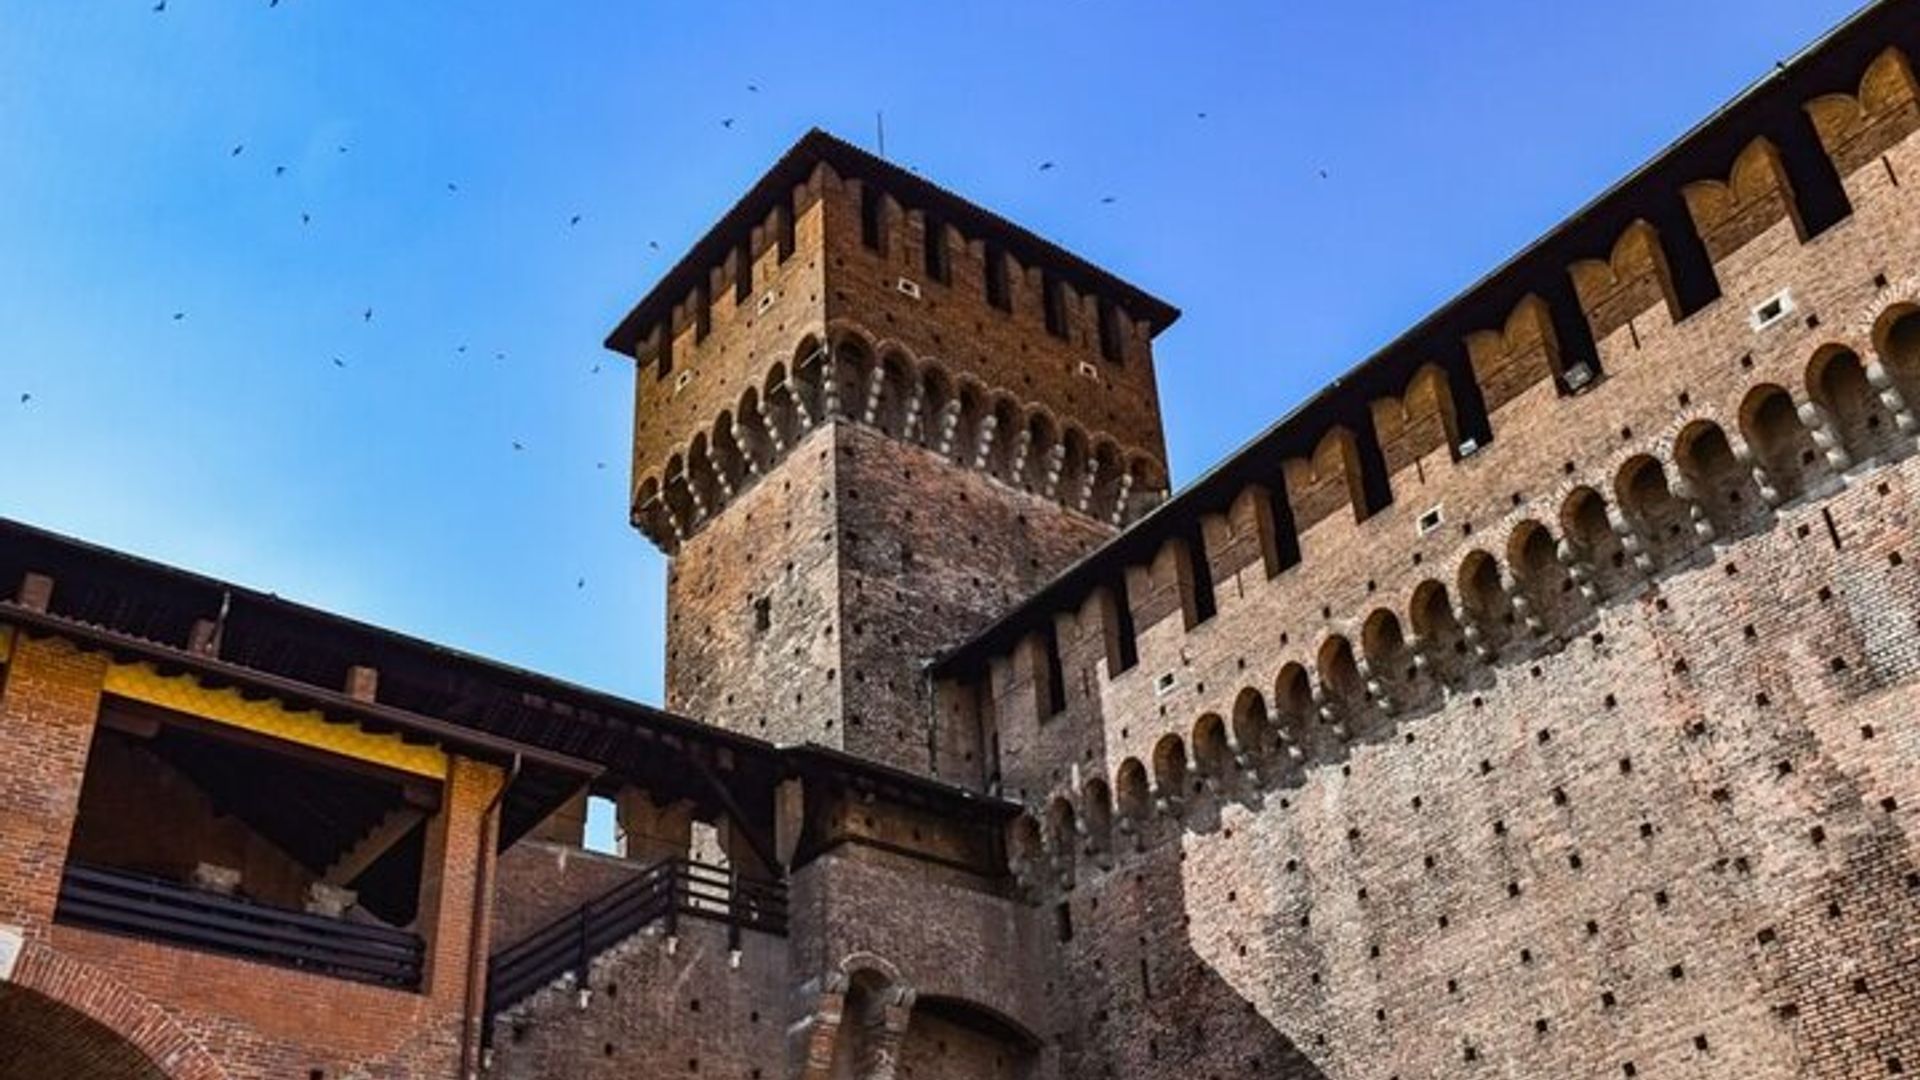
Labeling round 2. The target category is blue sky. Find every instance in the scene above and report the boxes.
[0,0,1868,709]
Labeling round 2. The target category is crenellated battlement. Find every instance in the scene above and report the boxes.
[611,130,1181,556]
[932,19,1920,842]
[629,325,1172,553]
[937,28,1919,668]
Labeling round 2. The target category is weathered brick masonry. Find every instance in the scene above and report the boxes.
[8,4,1920,1078]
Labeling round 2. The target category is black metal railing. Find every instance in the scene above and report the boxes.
[55,862,424,989]
[486,858,786,1023]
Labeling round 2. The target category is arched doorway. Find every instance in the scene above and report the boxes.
[0,982,170,1080]
[898,995,1042,1080]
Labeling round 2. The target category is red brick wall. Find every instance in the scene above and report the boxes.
[491,840,646,951]
[487,917,789,1080]
[954,41,1920,1080]
[0,634,507,1079]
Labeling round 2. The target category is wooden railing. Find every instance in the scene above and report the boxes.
[486,858,786,1024]
[55,862,424,989]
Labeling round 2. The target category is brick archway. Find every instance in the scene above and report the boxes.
[3,943,227,1080]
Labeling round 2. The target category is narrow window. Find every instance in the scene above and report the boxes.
[1187,527,1218,625]
[693,289,712,344]
[1111,575,1139,675]
[1267,473,1302,575]
[584,795,622,856]
[923,215,950,284]
[1054,901,1074,942]
[753,596,772,633]
[859,183,885,254]
[1041,623,1068,717]
[1097,298,1125,364]
[776,203,796,261]
[656,333,674,380]
[734,241,753,305]
[984,244,1011,312]
[1042,271,1069,339]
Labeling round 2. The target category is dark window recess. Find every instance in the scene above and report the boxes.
[1539,269,1604,390]
[1351,406,1395,519]
[1042,272,1069,339]
[984,244,1012,312]
[1097,298,1125,364]
[776,205,796,261]
[1651,194,1721,316]
[1055,901,1074,942]
[1187,525,1218,625]
[859,183,886,253]
[734,242,754,304]
[656,334,674,380]
[923,215,950,284]
[1042,623,1068,716]
[1441,340,1495,451]
[694,292,712,344]
[1267,472,1303,575]
[1111,574,1140,675]
[1771,107,1852,238]
[753,596,772,633]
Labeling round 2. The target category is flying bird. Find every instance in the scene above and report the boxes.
[590,363,601,374]
[1038,161,1055,172]
[362,307,374,322]
[446,182,459,193]
[230,144,245,157]
[596,461,607,470]
[300,212,311,225]
[331,357,346,368]
[456,345,468,354]
[1100,196,1117,204]
[1197,111,1208,120]
[494,351,506,360]
[152,1,165,12]
[648,240,660,250]
[721,118,735,129]
[18,393,29,405]
[576,578,586,589]
[512,441,525,451]
[1318,168,1330,180]
[747,83,760,93]
[274,165,287,177]
[569,214,583,227]
[336,145,349,154]
[172,312,186,321]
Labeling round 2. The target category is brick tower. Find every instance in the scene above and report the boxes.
[606,130,1179,778]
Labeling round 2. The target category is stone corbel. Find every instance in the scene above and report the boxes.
[1796,400,1853,471]
[1863,353,1919,436]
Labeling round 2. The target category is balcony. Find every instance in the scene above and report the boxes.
[56,862,424,989]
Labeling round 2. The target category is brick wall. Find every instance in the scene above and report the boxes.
[953,37,1920,1080]
[0,633,508,1079]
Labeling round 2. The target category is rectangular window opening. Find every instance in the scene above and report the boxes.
[1042,623,1067,717]
[984,244,1011,312]
[923,215,950,284]
[1042,271,1069,339]
[859,183,885,254]
[1097,298,1125,364]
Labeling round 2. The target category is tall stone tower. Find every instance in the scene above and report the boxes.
[607,130,1179,778]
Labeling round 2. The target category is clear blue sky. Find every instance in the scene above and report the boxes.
[0,0,1868,708]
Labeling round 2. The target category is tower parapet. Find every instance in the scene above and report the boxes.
[607,130,1180,776]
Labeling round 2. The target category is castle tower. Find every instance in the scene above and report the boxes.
[606,130,1179,778]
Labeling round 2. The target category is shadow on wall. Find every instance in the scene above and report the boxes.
[0,983,172,1080]
[1068,834,1328,1080]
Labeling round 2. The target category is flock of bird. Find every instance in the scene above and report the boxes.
[10,2,1339,596]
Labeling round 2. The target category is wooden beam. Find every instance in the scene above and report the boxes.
[325,807,427,886]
